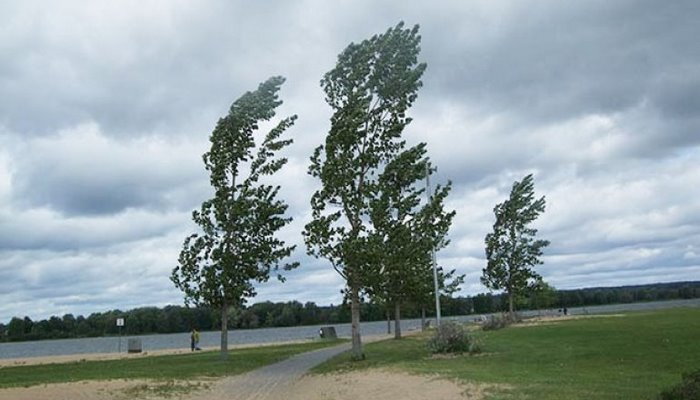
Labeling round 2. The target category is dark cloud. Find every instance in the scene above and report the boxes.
[416,0,700,167]
[0,2,298,137]
[0,208,186,252]
[8,124,208,215]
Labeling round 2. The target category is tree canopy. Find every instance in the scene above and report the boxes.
[171,76,298,358]
[304,22,427,359]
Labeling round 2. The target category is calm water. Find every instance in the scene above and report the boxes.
[1,298,698,360]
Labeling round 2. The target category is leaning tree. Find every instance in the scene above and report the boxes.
[481,174,550,318]
[368,144,458,339]
[172,77,299,359]
[304,22,426,360]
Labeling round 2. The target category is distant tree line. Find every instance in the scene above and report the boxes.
[0,301,390,342]
[1,281,698,342]
[447,280,700,315]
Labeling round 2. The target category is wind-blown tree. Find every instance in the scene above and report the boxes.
[172,77,299,359]
[481,174,550,318]
[304,22,426,360]
[368,145,457,339]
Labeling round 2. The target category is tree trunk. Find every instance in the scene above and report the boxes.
[386,308,391,334]
[508,291,515,321]
[220,301,229,360]
[393,302,401,339]
[421,306,426,331]
[350,284,364,360]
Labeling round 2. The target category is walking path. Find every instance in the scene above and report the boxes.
[208,342,352,399]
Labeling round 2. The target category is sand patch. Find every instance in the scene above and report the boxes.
[278,370,504,400]
[513,313,626,328]
[0,379,141,400]
[0,379,214,400]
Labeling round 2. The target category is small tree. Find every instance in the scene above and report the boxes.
[481,174,550,318]
[304,22,426,360]
[368,145,457,339]
[172,77,299,359]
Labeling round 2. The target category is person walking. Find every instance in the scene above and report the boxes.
[193,329,200,351]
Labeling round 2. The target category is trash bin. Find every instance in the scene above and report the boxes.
[127,338,142,353]
[319,326,337,339]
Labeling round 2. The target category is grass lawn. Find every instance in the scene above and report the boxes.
[0,339,344,389]
[314,307,700,399]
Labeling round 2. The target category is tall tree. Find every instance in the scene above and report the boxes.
[172,77,299,359]
[368,145,457,339]
[304,22,426,360]
[481,174,550,318]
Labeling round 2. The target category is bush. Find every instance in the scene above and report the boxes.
[427,321,480,354]
[481,313,521,331]
[659,369,700,400]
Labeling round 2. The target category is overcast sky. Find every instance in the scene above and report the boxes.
[1,0,699,323]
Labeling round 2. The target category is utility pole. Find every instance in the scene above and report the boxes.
[426,164,441,327]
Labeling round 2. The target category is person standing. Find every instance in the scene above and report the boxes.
[194,329,200,351]
[190,329,196,351]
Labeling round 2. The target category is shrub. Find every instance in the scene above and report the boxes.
[427,321,480,354]
[659,369,700,400]
[481,313,521,331]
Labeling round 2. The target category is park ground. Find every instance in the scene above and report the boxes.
[0,306,697,399]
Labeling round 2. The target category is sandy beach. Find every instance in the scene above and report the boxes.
[0,338,313,368]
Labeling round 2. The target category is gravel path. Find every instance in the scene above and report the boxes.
[210,342,352,400]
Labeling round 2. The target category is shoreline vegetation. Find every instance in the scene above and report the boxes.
[1,281,698,344]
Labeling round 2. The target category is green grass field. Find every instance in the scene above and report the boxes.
[314,307,700,399]
[0,339,344,389]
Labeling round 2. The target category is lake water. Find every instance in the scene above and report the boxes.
[1,298,698,360]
